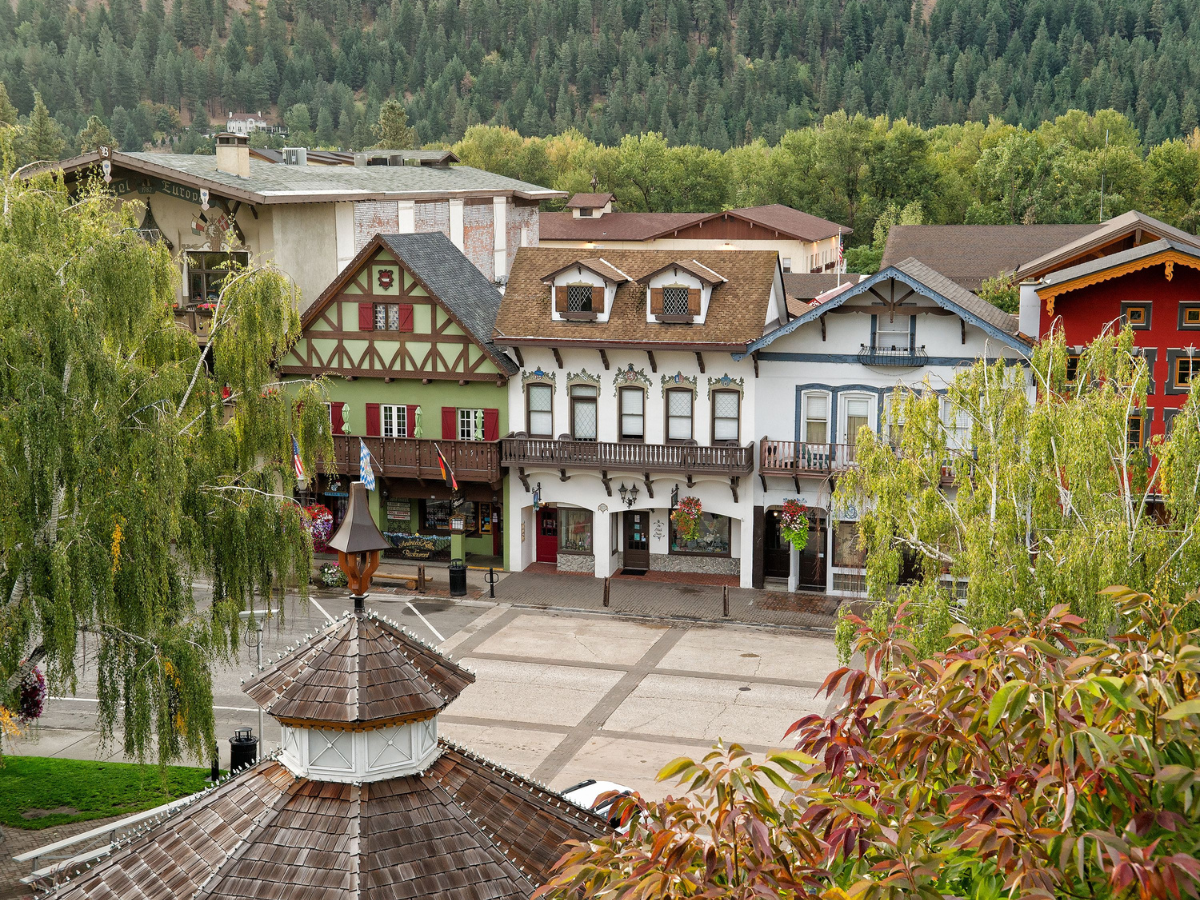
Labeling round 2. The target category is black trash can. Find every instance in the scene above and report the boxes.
[229,727,258,771]
[449,558,467,598]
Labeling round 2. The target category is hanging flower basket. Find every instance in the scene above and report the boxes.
[303,504,334,551]
[671,496,703,543]
[318,562,348,588]
[18,666,46,723]
[780,499,810,552]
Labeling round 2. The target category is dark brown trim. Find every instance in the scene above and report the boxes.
[664,387,694,443]
[710,389,741,445]
[525,382,555,438]
[569,383,599,441]
[279,364,504,383]
[618,386,646,442]
[497,337,749,352]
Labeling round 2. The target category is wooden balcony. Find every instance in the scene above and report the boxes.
[328,435,502,486]
[502,436,755,500]
[173,306,214,341]
[760,439,963,487]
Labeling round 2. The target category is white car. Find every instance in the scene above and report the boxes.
[561,779,634,830]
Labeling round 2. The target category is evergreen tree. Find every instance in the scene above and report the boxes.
[77,114,116,151]
[371,97,417,149]
[0,83,17,128]
[20,93,66,164]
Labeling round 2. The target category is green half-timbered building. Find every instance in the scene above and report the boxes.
[281,232,517,567]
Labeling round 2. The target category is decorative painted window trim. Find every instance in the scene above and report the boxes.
[566,369,602,388]
[612,363,652,393]
[522,367,557,387]
[707,374,744,399]
[660,371,698,393]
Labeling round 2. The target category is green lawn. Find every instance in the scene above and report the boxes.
[0,756,212,830]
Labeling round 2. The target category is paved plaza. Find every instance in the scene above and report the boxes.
[2,581,842,897]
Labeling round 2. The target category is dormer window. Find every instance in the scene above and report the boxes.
[568,284,594,312]
[663,287,690,316]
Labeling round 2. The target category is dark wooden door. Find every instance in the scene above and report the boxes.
[797,516,826,589]
[536,508,558,563]
[763,509,791,579]
[623,511,650,571]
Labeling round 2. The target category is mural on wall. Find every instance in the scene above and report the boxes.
[661,371,698,392]
[521,367,556,387]
[707,374,745,398]
[612,363,652,393]
[566,369,602,388]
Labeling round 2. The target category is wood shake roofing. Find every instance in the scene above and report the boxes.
[50,747,607,900]
[496,247,780,348]
[243,611,474,728]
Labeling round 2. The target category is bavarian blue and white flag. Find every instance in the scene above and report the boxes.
[359,438,376,490]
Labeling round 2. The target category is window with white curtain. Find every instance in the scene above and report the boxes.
[712,391,740,443]
[619,388,644,441]
[666,389,693,441]
[843,396,871,447]
[804,393,828,444]
[527,384,552,436]
[876,316,911,351]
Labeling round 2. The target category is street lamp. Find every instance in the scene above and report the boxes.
[618,482,639,508]
[328,481,391,611]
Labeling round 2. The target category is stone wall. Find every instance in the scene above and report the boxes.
[649,553,740,576]
[463,201,495,282]
[557,553,595,573]
[353,200,399,252]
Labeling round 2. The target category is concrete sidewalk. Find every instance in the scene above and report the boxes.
[493,568,841,631]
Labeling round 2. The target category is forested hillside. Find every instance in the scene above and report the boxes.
[0,0,1197,158]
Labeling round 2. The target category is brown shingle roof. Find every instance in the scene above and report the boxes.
[881,224,1098,291]
[539,210,709,241]
[565,192,614,209]
[1014,210,1200,279]
[782,272,866,302]
[495,248,780,348]
[51,751,607,900]
[541,257,632,283]
[729,204,847,242]
[243,612,474,728]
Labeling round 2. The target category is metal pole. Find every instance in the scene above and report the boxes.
[488,567,496,599]
[722,585,729,618]
[603,577,610,608]
[256,623,263,755]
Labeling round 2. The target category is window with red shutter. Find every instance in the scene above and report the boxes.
[358,303,374,331]
[406,405,419,437]
[483,408,499,441]
[396,304,414,332]
[330,402,347,435]
[365,403,381,437]
[441,407,457,440]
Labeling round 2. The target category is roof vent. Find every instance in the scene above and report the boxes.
[282,147,308,166]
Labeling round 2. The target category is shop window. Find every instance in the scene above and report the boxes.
[832,522,867,569]
[670,512,731,556]
[458,408,484,441]
[666,389,693,441]
[559,508,593,553]
[804,393,828,444]
[381,404,407,438]
[423,499,478,534]
[663,286,690,316]
[570,385,598,440]
[619,387,644,441]
[186,251,249,306]
[1175,356,1200,389]
[567,284,593,312]
[527,384,553,436]
[712,390,740,443]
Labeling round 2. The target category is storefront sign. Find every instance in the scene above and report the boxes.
[111,176,205,206]
[386,501,410,521]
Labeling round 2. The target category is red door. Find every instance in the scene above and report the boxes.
[536,508,558,564]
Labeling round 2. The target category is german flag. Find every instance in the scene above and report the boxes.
[435,443,458,491]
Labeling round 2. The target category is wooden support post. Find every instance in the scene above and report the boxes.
[603,577,611,608]
[417,565,426,592]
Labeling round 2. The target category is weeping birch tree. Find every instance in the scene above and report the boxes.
[834,328,1200,659]
[0,144,333,762]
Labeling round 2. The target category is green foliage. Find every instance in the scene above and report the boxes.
[372,98,417,149]
[539,588,1200,899]
[0,756,211,830]
[977,272,1020,312]
[0,152,333,763]
[833,328,1200,661]
[77,115,116,153]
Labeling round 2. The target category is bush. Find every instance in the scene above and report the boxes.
[538,587,1200,899]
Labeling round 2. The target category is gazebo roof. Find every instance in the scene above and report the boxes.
[243,610,475,728]
[47,744,607,899]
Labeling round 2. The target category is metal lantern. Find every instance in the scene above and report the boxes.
[328,482,391,606]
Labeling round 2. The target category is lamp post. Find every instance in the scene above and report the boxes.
[327,481,392,611]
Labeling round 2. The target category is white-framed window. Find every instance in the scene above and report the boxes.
[876,316,911,351]
[712,390,740,443]
[782,257,792,272]
[842,395,872,447]
[381,404,407,438]
[663,286,690,315]
[527,384,553,436]
[374,303,402,331]
[940,397,970,450]
[803,392,829,444]
[619,387,644,441]
[567,284,593,312]
[458,408,484,441]
[884,396,905,445]
[666,389,694,441]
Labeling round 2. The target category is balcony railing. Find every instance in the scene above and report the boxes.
[502,436,755,475]
[760,441,859,475]
[857,344,929,367]
[328,435,502,484]
[173,306,215,341]
[761,439,965,484]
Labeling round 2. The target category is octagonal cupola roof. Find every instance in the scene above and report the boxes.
[244,609,474,730]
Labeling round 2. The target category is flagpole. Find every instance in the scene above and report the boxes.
[836,227,842,288]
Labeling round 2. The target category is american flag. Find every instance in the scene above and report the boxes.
[359,438,376,490]
[291,436,305,481]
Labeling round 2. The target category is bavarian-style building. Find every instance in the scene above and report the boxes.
[281,232,517,567]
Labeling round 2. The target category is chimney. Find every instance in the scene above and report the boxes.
[215,132,250,178]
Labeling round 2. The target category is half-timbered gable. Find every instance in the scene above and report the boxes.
[282,232,518,383]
